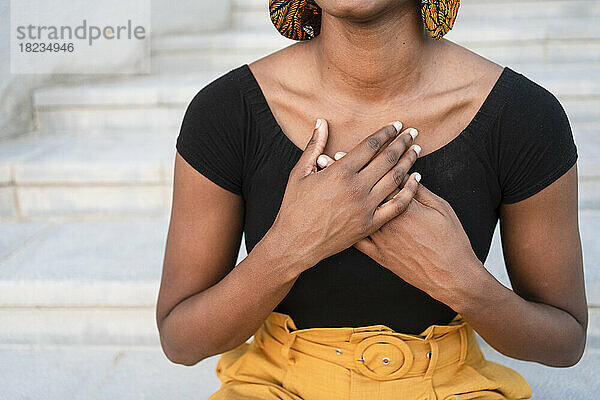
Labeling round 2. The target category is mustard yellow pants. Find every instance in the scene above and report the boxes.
[208,312,532,400]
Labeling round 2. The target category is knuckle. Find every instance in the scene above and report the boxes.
[366,136,382,151]
[359,218,372,235]
[384,124,397,139]
[394,198,408,214]
[384,148,399,165]
[392,167,406,186]
[305,136,318,149]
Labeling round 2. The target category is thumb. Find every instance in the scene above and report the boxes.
[295,118,329,177]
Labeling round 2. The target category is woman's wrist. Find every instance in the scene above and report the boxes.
[439,257,498,316]
[254,225,322,282]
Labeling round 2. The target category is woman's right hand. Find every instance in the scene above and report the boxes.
[266,118,422,271]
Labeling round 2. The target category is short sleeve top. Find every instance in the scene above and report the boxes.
[175,63,578,334]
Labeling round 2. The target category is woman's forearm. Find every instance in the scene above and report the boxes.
[445,260,587,367]
[158,229,315,366]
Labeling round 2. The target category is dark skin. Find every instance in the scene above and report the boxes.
[156,0,587,367]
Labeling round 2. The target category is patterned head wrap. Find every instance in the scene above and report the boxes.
[269,0,460,41]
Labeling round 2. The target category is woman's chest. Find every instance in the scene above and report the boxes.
[241,136,502,262]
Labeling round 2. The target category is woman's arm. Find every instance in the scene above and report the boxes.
[450,163,587,367]
[156,120,421,366]
[341,160,586,367]
[155,153,310,366]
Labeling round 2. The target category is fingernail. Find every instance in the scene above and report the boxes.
[414,172,422,182]
[409,128,418,140]
[315,118,322,129]
[334,152,346,160]
[317,154,328,167]
[392,121,403,133]
[412,144,421,156]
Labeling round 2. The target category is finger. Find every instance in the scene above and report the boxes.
[317,154,336,169]
[412,178,445,210]
[381,174,409,204]
[337,121,402,172]
[372,172,421,229]
[359,127,419,183]
[295,118,329,177]
[369,141,421,205]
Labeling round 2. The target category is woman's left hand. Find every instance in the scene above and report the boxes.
[317,151,486,306]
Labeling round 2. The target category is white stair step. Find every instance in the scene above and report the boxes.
[0,345,221,400]
[0,219,248,307]
[33,74,219,132]
[0,131,177,219]
[0,308,159,346]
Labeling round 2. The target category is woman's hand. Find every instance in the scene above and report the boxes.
[355,183,484,305]
[318,148,485,305]
[267,118,421,273]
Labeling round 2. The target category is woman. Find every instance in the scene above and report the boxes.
[156,0,588,398]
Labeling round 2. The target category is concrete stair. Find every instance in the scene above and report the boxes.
[1,0,599,398]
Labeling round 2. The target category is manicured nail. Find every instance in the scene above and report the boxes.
[409,128,418,140]
[317,154,328,167]
[334,152,346,160]
[414,172,422,182]
[392,121,403,133]
[412,144,421,156]
[315,118,322,129]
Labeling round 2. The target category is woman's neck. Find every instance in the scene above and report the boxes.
[307,2,440,106]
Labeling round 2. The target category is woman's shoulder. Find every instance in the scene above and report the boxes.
[185,65,249,111]
[496,67,570,134]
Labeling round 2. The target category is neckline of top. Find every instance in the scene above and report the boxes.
[237,62,518,162]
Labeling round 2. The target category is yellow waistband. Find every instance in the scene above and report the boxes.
[254,312,478,381]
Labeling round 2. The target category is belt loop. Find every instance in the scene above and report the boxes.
[458,324,469,366]
[458,325,468,366]
[280,332,297,365]
[423,339,439,380]
[423,324,436,341]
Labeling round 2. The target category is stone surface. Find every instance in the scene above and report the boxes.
[0,346,118,400]
[12,131,176,184]
[478,342,600,400]
[94,349,221,400]
[0,187,16,219]
[16,185,170,219]
[0,220,48,261]
[0,307,159,346]
[0,219,169,306]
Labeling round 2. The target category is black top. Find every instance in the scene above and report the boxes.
[175,63,578,334]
